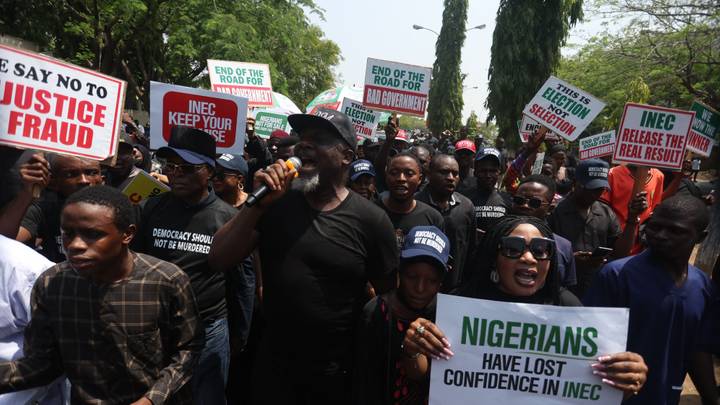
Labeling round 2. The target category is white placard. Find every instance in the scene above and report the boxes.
[430,294,628,405]
[0,45,126,160]
[523,76,605,142]
[150,81,248,155]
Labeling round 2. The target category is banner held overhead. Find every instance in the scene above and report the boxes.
[363,57,431,117]
[207,59,273,108]
[0,44,126,160]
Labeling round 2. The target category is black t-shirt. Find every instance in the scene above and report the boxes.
[415,189,475,292]
[375,197,445,249]
[465,187,511,233]
[21,190,65,262]
[132,190,236,322]
[256,190,398,369]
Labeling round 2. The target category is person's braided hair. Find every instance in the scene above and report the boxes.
[459,215,561,304]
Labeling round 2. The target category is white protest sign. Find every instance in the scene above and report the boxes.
[363,57,431,116]
[613,103,694,170]
[523,76,605,142]
[518,115,560,143]
[340,98,381,138]
[430,294,628,405]
[207,59,273,107]
[579,131,616,160]
[0,45,126,160]
[150,81,248,155]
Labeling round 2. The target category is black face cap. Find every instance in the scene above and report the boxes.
[156,126,217,166]
[288,108,357,151]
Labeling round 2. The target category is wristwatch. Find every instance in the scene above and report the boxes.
[626,216,640,225]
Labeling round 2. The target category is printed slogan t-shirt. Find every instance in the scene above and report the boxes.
[132,190,236,322]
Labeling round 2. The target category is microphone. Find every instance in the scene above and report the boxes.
[245,157,302,207]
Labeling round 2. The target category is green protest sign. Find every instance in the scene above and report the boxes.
[254,110,290,139]
[690,101,720,142]
[686,101,718,157]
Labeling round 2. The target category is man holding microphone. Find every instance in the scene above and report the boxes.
[210,108,398,405]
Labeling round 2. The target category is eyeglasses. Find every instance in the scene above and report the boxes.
[162,162,206,176]
[511,195,549,209]
[55,169,102,179]
[499,236,555,260]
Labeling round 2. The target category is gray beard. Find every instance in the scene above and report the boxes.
[291,173,320,194]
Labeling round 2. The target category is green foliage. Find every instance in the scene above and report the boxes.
[465,110,479,134]
[475,121,499,144]
[399,115,427,131]
[427,0,468,136]
[0,0,340,109]
[486,0,583,148]
[557,0,719,132]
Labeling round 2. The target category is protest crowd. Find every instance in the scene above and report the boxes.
[0,24,719,405]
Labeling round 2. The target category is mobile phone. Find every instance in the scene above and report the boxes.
[591,247,613,257]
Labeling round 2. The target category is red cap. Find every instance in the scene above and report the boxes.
[395,130,409,142]
[270,129,289,139]
[455,139,476,153]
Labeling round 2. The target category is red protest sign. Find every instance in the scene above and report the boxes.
[150,81,248,155]
[0,45,126,160]
[613,103,694,170]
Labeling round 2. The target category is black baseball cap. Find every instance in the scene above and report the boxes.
[349,159,376,181]
[576,159,610,190]
[216,153,248,177]
[156,126,216,167]
[475,147,501,164]
[288,108,357,151]
[401,226,451,272]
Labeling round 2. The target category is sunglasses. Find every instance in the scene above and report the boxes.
[499,236,555,260]
[162,162,206,176]
[512,195,548,209]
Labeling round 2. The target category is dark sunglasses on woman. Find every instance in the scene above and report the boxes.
[499,236,555,260]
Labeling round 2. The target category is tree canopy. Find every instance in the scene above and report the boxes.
[0,0,341,109]
[427,0,468,136]
[486,0,583,147]
[557,0,718,132]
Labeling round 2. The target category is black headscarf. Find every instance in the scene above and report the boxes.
[458,215,561,305]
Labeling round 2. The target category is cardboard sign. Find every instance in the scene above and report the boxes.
[254,110,291,139]
[686,101,718,157]
[0,45,126,160]
[518,115,560,143]
[523,76,605,142]
[121,170,170,204]
[690,101,720,142]
[363,58,431,116]
[340,98,381,138]
[429,294,628,405]
[613,103,694,170]
[207,60,273,107]
[579,130,616,160]
[150,81,248,155]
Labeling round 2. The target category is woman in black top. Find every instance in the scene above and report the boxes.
[399,216,649,401]
[355,226,450,405]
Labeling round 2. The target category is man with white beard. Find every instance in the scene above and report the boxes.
[210,108,398,405]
